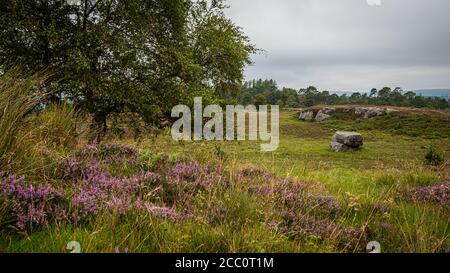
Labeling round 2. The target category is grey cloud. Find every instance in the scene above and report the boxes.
[225,0,450,91]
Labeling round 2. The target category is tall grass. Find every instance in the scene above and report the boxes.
[29,103,80,149]
[0,68,49,168]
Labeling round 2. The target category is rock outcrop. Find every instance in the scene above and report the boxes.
[355,107,385,119]
[299,111,315,121]
[299,107,335,122]
[299,106,392,123]
[331,131,364,152]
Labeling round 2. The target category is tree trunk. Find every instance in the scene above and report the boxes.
[89,112,107,144]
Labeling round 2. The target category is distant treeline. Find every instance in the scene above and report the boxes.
[240,79,450,109]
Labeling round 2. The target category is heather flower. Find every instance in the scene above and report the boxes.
[98,143,139,165]
[65,156,81,173]
[273,179,308,207]
[200,203,229,224]
[107,196,133,216]
[2,156,217,232]
[165,161,225,202]
[61,155,102,180]
[267,220,280,231]
[249,184,274,196]
[290,216,336,237]
[0,175,67,231]
[167,161,204,183]
[279,208,298,225]
[402,182,450,211]
[237,167,262,177]
[71,188,101,221]
[372,221,393,231]
[279,213,365,249]
[237,167,275,181]
[145,203,181,221]
[75,144,98,159]
[260,176,357,247]
[71,143,139,168]
[307,196,341,216]
[71,168,161,221]
[371,202,391,214]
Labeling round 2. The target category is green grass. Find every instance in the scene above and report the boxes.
[1,108,449,253]
[322,110,450,139]
[1,215,305,253]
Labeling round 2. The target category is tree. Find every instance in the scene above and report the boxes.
[188,0,257,104]
[239,79,279,105]
[388,87,404,105]
[435,98,449,109]
[393,87,403,93]
[306,86,318,94]
[350,92,362,102]
[0,0,190,140]
[377,87,392,104]
[252,93,266,106]
[302,86,320,107]
[412,96,426,108]
[285,95,298,108]
[404,91,416,100]
[0,0,256,141]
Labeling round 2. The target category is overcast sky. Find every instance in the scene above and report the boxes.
[225,0,450,91]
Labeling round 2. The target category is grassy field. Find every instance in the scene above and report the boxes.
[1,107,449,253]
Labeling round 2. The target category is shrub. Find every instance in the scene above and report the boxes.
[424,146,444,166]
[0,173,67,232]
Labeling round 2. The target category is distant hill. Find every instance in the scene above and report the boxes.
[414,89,450,98]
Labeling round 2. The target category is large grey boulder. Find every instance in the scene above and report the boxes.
[333,131,364,147]
[331,131,364,152]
